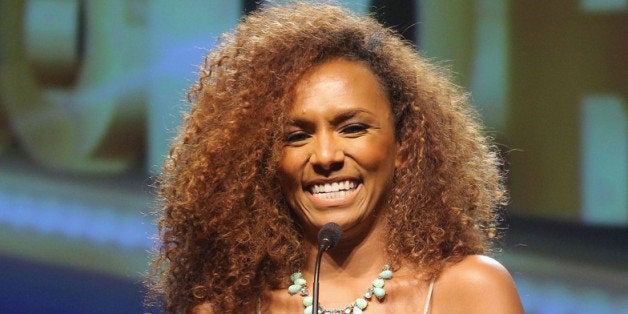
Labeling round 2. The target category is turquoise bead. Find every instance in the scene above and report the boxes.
[353,307,363,314]
[295,278,307,286]
[288,284,303,294]
[290,272,303,282]
[373,287,386,299]
[303,295,313,307]
[379,269,393,279]
[372,278,385,288]
[355,298,368,309]
[303,305,313,314]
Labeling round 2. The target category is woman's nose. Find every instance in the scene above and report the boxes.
[309,133,345,171]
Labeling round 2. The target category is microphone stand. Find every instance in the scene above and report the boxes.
[312,238,331,314]
[312,222,341,314]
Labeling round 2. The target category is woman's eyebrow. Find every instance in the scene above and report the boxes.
[284,117,314,130]
[330,108,374,125]
[285,108,374,127]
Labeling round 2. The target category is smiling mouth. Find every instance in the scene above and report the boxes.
[309,180,358,200]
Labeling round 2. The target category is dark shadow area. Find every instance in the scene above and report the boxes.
[506,216,628,271]
[0,254,160,314]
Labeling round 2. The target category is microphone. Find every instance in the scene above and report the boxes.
[318,222,343,251]
[313,222,343,314]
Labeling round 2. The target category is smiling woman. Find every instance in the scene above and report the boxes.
[147,2,523,314]
[278,59,399,238]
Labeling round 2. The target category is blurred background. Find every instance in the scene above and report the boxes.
[0,0,626,313]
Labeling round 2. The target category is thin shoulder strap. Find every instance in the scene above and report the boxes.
[256,295,261,314]
[422,276,436,314]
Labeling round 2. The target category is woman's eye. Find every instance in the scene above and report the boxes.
[341,123,369,134]
[284,131,310,143]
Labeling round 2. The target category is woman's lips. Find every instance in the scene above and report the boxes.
[306,180,362,207]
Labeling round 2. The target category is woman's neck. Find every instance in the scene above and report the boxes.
[300,217,390,284]
[290,218,394,310]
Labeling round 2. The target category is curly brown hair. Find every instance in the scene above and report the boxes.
[148,2,506,312]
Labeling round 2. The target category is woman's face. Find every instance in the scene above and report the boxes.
[278,58,399,236]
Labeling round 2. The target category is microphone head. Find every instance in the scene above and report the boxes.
[318,222,343,250]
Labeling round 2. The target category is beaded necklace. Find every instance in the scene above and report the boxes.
[288,264,393,314]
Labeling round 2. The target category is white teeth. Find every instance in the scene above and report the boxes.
[310,180,357,197]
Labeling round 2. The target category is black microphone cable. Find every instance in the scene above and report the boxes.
[312,222,343,314]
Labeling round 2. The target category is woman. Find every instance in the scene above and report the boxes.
[148,2,524,313]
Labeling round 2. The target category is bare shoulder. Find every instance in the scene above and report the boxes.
[441,255,515,286]
[433,255,524,313]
